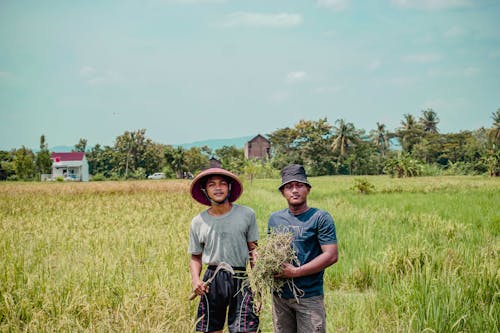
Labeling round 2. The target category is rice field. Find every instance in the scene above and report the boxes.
[0,176,499,332]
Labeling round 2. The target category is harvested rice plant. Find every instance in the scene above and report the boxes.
[1,176,499,332]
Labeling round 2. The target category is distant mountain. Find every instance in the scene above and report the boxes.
[49,145,74,152]
[177,135,255,150]
[47,135,256,153]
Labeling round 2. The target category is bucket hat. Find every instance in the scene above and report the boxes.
[278,164,312,190]
[190,168,243,206]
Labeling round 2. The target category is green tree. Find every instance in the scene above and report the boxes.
[14,146,36,180]
[74,138,88,152]
[142,142,166,176]
[184,147,210,176]
[114,129,157,178]
[331,119,358,159]
[86,144,117,177]
[0,150,15,180]
[383,152,422,178]
[243,159,262,184]
[412,132,443,164]
[172,147,187,178]
[488,108,500,149]
[346,140,380,175]
[267,127,300,170]
[214,146,245,174]
[419,108,440,133]
[371,122,390,157]
[295,118,334,176]
[397,113,423,153]
[35,135,52,177]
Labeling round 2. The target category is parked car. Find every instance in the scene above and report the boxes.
[148,172,166,180]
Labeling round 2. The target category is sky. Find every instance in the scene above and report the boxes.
[1,0,499,151]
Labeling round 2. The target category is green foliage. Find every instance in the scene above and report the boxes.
[384,153,423,177]
[214,145,245,174]
[13,146,36,180]
[4,108,500,182]
[91,173,105,181]
[351,177,375,194]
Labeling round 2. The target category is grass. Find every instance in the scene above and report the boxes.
[1,176,499,332]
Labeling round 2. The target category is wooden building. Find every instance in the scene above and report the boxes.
[244,134,271,161]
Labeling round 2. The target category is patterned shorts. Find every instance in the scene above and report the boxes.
[196,266,260,332]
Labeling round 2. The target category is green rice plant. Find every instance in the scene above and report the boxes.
[0,176,498,332]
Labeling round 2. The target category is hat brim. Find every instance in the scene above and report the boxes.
[278,179,312,190]
[190,168,243,206]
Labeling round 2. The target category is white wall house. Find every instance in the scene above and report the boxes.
[51,152,89,181]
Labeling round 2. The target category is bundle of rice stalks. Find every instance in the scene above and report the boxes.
[247,232,300,305]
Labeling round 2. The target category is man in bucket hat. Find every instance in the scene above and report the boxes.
[188,167,260,333]
[268,164,338,333]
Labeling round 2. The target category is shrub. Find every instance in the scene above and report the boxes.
[92,173,106,181]
[352,178,375,194]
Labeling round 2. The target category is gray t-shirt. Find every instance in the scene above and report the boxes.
[188,204,259,267]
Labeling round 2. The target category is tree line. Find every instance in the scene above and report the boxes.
[1,109,499,181]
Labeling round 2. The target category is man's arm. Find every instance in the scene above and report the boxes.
[189,254,208,296]
[277,243,338,278]
[247,241,258,269]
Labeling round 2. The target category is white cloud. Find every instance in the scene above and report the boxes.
[79,66,121,86]
[427,66,480,78]
[286,71,308,84]
[313,85,342,94]
[488,49,500,59]
[150,0,226,4]
[79,66,97,78]
[389,76,417,86]
[270,91,290,103]
[403,53,442,63]
[222,12,303,28]
[368,60,382,71]
[463,66,480,77]
[421,97,467,111]
[391,0,472,10]
[317,0,350,11]
[443,26,467,38]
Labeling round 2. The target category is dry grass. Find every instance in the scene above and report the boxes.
[247,232,300,305]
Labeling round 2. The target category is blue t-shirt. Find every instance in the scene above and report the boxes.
[267,207,337,299]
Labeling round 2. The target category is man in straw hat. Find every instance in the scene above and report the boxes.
[268,164,338,333]
[188,167,260,333]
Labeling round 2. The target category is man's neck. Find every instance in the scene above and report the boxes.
[208,201,232,216]
[288,203,309,216]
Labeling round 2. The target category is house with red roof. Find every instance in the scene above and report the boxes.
[50,152,89,181]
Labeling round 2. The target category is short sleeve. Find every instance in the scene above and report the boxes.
[317,211,337,245]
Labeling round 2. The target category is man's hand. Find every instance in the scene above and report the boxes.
[274,263,301,278]
[192,279,209,296]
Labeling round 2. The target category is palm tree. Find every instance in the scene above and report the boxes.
[172,146,186,179]
[397,113,422,153]
[372,122,389,156]
[490,108,500,148]
[419,108,440,133]
[331,119,358,158]
[401,113,417,131]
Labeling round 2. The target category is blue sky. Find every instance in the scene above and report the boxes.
[1,0,499,150]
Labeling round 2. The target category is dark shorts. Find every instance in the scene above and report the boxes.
[196,266,260,332]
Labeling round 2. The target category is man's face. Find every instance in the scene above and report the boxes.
[205,175,230,204]
[281,181,310,206]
